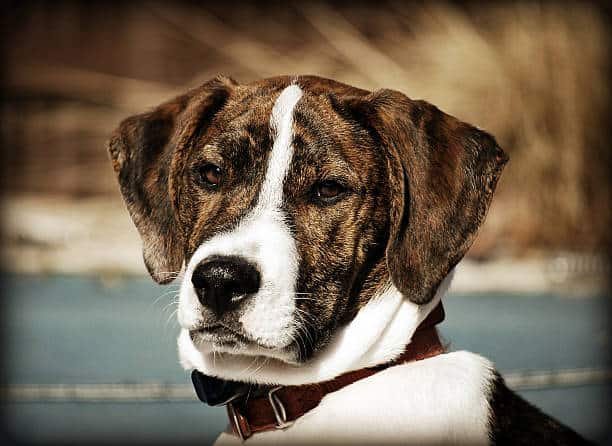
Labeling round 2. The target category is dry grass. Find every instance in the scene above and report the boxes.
[1,1,610,257]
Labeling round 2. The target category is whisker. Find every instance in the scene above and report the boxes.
[250,356,270,377]
[238,355,260,376]
[160,298,179,316]
[150,289,180,311]
[165,307,178,328]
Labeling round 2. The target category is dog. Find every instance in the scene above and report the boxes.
[109,75,590,445]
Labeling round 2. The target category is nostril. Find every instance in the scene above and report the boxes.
[239,263,260,296]
[191,268,210,291]
[191,256,261,314]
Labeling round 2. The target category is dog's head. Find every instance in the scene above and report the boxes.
[109,75,507,372]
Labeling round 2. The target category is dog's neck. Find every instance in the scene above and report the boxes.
[178,271,454,386]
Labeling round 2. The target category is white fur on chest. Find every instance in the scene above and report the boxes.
[214,351,495,445]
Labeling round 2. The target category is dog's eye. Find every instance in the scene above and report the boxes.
[198,163,222,187]
[315,180,345,200]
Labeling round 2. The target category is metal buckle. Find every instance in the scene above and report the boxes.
[227,401,248,441]
[267,386,294,429]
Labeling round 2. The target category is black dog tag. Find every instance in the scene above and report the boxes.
[191,370,251,406]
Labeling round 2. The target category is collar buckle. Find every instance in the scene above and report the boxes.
[227,401,250,441]
[226,386,293,441]
[268,386,294,430]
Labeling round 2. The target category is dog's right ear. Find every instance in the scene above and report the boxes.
[332,89,507,305]
[108,76,237,284]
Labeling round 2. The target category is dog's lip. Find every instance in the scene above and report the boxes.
[190,324,252,344]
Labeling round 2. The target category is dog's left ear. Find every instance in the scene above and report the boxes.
[108,77,237,283]
[337,89,508,304]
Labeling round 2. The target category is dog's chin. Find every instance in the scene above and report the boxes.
[187,326,301,365]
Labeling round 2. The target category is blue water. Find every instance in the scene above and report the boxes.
[1,275,610,444]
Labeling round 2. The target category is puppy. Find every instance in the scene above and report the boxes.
[109,75,590,445]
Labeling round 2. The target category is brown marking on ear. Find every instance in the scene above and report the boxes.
[342,89,508,304]
[107,76,238,284]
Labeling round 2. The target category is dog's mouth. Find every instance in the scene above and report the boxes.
[187,323,298,362]
[189,324,255,349]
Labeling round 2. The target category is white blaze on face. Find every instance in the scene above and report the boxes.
[178,84,303,350]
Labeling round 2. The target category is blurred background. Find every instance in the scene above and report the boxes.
[1,1,610,444]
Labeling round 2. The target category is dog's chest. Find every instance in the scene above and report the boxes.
[213,351,495,445]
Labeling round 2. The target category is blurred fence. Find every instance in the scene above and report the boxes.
[1,1,611,261]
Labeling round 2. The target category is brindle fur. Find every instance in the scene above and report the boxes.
[108,75,507,360]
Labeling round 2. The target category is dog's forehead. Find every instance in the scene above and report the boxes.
[203,78,374,165]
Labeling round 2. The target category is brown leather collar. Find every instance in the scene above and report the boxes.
[224,303,445,440]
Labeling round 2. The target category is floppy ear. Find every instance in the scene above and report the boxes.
[108,76,237,284]
[339,89,508,304]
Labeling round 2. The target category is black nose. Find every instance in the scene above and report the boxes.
[191,256,261,315]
